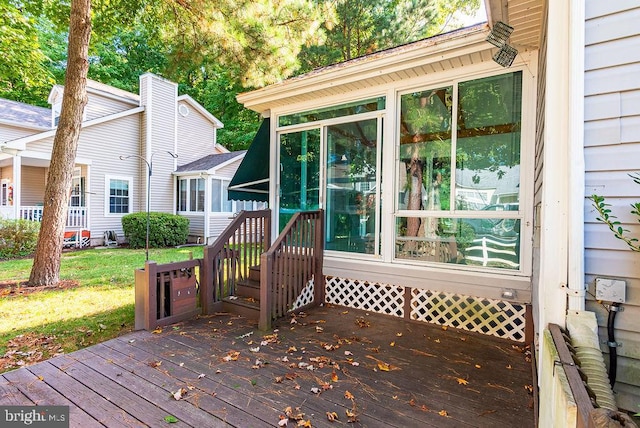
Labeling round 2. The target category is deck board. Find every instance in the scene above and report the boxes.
[0,305,534,427]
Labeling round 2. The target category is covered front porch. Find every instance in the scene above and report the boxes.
[0,306,535,427]
[0,153,89,241]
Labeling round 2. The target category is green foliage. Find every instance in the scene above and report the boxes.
[121,212,190,249]
[589,173,640,252]
[0,2,54,104]
[0,219,41,260]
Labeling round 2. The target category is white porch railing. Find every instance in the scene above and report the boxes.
[18,206,87,229]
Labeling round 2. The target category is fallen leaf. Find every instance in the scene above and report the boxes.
[275,376,284,383]
[284,406,304,420]
[251,379,257,386]
[98,324,107,330]
[456,378,468,385]
[316,326,324,333]
[409,398,416,407]
[149,360,162,368]
[278,417,288,427]
[475,364,481,369]
[441,325,448,331]
[250,347,260,353]
[389,341,395,347]
[326,411,339,421]
[287,346,297,353]
[172,387,187,400]
[506,364,512,369]
[297,420,312,427]
[179,362,184,367]
[198,373,205,379]
[439,410,449,417]
[434,339,440,343]
[396,332,403,337]
[344,350,353,356]
[311,387,320,394]
[222,351,240,362]
[345,409,358,423]
[331,371,339,382]
[344,390,354,400]
[152,327,162,334]
[351,362,359,366]
[37,376,44,381]
[377,362,390,372]
[164,415,179,423]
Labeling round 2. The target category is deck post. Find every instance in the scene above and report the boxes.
[314,210,325,305]
[134,261,157,330]
[259,251,272,330]
[201,246,213,314]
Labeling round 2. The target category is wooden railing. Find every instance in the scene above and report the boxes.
[135,259,202,330]
[260,210,324,330]
[201,210,271,313]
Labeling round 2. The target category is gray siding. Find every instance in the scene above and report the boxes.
[176,100,217,165]
[531,5,547,332]
[584,0,640,411]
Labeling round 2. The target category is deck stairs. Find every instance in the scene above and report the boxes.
[221,265,262,321]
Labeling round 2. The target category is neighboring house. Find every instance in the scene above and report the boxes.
[231,0,640,422]
[0,73,251,245]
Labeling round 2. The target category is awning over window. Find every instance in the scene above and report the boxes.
[228,118,270,202]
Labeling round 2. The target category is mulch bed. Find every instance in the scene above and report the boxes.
[0,280,80,298]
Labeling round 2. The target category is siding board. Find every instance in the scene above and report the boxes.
[586,7,640,45]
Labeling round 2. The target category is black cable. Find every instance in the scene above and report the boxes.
[607,302,621,387]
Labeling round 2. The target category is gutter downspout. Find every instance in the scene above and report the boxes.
[567,0,586,312]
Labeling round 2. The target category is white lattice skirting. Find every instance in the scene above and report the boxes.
[290,277,315,312]
[325,276,404,317]
[324,276,526,342]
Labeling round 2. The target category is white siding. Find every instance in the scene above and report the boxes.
[583,0,640,411]
[20,166,46,205]
[78,114,142,242]
[143,75,177,214]
[0,125,43,142]
[176,100,216,165]
[84,94,137,121]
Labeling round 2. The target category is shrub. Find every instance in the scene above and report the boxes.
[121,212,189,249]
[0,219,41,259]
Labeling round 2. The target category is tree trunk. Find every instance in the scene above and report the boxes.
[28,0,91,286]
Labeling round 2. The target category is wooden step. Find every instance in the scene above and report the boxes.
[248,265,261,282]
[222,296,260,320]
[236,278,260,300]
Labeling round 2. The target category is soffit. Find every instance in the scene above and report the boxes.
[486,0,544,50]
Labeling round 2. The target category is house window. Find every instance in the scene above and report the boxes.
[70,167,85,207]
[106,176,132,214]
[190,178,205,212]
[211,178,232,213]
[177,178,205,212]
[0,181,8,206]
[396,71,523,270]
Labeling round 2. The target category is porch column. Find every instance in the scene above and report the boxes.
[12,154,21,219]
[203,175,211,242]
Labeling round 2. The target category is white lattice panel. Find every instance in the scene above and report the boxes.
[325,276,404,317]
[410,289,526,342]
[291,277,315,312]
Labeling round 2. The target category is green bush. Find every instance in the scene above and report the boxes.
[0,219,41,259]
[121,212,189,249]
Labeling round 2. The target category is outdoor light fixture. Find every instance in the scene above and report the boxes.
[486,21,518,68]
[119,151,178,261]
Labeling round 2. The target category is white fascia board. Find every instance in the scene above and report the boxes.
[237,27,489,112]
[177,95,224,128]
[18,150,93,165]
[2,106,145,150]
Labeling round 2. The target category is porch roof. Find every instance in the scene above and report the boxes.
[0,98,51,130]
[174,150,245,175]
[237,0,543,114]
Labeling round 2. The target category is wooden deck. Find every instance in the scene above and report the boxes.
[0,305,535,427]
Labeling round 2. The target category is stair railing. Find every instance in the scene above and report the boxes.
[260,210,324,330]
[202,209,271,314]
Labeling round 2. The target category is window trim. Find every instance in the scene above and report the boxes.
[104,175,133,216]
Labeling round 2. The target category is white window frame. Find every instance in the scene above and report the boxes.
[105,175,133,216]
[177,177,206,213]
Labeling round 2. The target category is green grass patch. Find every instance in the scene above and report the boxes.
[0,246,204,372]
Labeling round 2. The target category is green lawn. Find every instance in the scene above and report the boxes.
[0,246,203,372]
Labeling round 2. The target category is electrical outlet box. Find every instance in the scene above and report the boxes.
[595,278,626,303]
